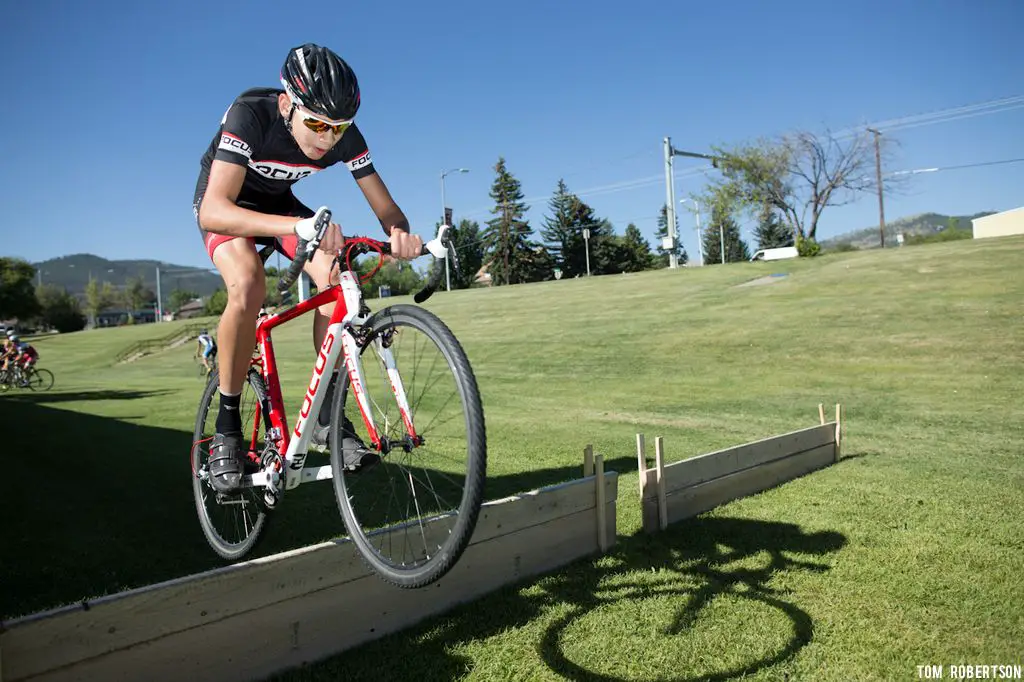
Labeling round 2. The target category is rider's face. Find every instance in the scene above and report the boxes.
[278,94,351,161]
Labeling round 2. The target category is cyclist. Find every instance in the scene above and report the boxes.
[195,329,218,374]
[192,42,423,494]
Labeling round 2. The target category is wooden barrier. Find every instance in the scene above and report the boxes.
[0,459,618,682]
[637,405,842,533]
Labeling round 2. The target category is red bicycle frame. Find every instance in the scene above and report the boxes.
[246,268,421,492]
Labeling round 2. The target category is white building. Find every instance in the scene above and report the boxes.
[972,207,1024,239]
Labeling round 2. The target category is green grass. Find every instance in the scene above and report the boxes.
[3,236,1023,680]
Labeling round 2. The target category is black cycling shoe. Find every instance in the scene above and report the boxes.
[207,432,246,494]
[340,431,380,473]
[312,413,380,473]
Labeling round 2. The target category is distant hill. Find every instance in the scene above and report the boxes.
[820,212,996,249]
[33,254,223,301]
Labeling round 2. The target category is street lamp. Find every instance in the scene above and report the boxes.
[440,168,470,291]
[679,198,704,266]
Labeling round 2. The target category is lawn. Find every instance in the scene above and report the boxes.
[2,236,1022,681]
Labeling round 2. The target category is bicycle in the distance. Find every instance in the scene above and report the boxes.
[191,208,486,588]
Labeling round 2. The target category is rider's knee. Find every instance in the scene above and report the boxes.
[225,272,266,316]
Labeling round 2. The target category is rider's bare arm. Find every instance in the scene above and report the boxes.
[356,172,422,259]
[356,172,410,236]
[198,161,301,238]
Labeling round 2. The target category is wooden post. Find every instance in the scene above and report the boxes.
[655,437,668,531]
[818,403,825,425]
[583,444,594,477]
[635,433,646,497]
[595,453,608,552]
[835,403,842,461]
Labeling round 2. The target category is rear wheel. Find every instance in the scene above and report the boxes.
[192,368,271,560]
[330,304,487,588]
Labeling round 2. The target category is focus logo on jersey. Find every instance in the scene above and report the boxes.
[218,133,253,159]
[248,160,322,181]
[345,151,372,172]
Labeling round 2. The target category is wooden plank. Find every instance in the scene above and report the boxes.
[660,423,836,496]
[1,494,618,682]
[1,473,618,682]
[664,444,835,524]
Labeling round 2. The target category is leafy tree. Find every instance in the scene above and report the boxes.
[0,257,41,321]
[481,158,540,285]
[653,205,688,267]
[204,289,228,316]
[84,278,117,326]
[35,284,86,333]
[708,129,899,243]
[167,289,201,314]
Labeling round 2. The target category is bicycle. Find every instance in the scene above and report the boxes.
[191,208,486,589]
[0,363,54,391]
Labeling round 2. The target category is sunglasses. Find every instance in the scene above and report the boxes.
[297,109,353,136]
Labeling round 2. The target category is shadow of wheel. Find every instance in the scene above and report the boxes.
[538,574,813,682]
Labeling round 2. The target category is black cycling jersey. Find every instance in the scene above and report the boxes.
[192,87,376,220]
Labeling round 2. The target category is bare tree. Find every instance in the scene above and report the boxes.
[708,129,903,243]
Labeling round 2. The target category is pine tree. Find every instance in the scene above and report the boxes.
[619,223,655,272]
[703,203,751,264]
[482,158,539,285]
[540,179,616,277]
[654,204,688,267]
[451,218,484,288]
[753,203,794,250]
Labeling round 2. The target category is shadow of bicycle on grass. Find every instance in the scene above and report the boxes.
[268,516,847,682]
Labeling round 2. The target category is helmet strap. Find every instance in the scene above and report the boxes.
[283,103,296,132]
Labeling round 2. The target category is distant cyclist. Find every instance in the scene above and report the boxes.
[195,329,218,375]
[192,42,424,494]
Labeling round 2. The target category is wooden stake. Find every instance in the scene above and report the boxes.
[595,453,608,552]
[584,444,594,477]
[835,403,842,460]
[635,433,646,497]
[818,403,825,425]
[655,436,668,531]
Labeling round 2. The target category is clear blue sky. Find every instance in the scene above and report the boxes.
[2,0,1022,270]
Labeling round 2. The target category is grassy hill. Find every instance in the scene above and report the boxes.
[33,253,223,300]
[4,234,1022,680]
[820,211,995,249]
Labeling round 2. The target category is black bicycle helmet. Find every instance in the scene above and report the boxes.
[280,43,360,121]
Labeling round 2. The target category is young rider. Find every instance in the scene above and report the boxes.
[193,43,423,494]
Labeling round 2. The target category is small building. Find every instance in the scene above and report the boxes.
[972,207,1024,240]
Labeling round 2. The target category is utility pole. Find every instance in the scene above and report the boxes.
[664,137,721,267]
[155,267,162,322]
[867,127,885,248]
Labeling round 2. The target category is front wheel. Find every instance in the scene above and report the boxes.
[330,304,487,588]
[26,367,54,391]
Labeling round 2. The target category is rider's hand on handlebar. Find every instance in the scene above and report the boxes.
[293,215,344,254]
[389,227,423,260]
[319,222,345,254]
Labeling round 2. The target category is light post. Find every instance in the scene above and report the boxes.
[680,198,704,266]
[583,228,591,276]
[440,168,470,291]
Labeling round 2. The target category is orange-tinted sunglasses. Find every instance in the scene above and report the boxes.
[299,111,353,136]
